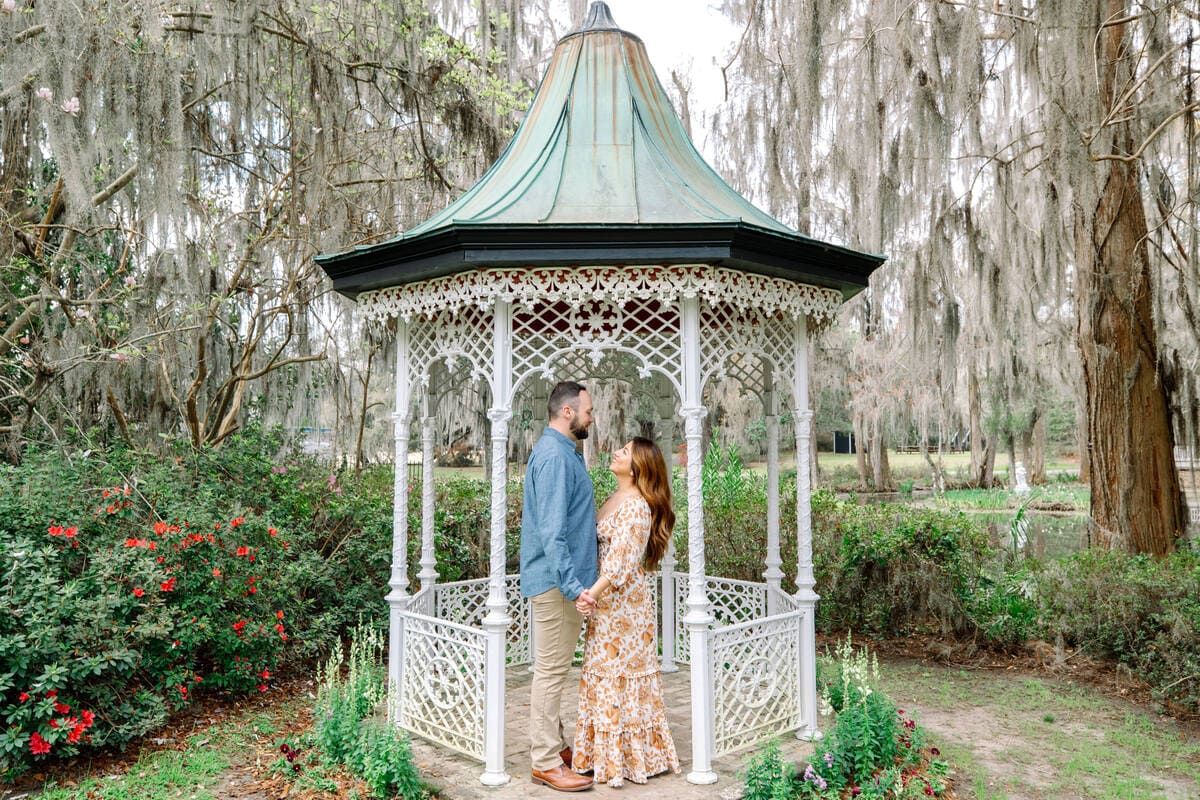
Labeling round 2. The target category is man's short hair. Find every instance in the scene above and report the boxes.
[548,381,587,420]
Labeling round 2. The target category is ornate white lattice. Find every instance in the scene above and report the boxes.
[699,302,798,400]
[432,575,532,665]
[408,305,495,396]
[510,295,683,398]
[401,612,488,759]
[672,575,770,665]
[711,610,804,756]
[359,265,841,331]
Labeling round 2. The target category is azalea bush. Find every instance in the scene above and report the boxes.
[0,485,292,779]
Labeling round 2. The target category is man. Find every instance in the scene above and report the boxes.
[520,381,598,792]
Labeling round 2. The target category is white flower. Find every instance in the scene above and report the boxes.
[123,275,137,287]
[2,1,17,14]
[35,87,53,102]
[298,214,308,225]
[61,96,81,115]
[73,307,88,318]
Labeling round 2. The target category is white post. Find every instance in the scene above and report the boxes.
[680,294,717,785]
[388,321,413,726]
[792,316,821,741]
[764,384,783,615]
[418,398,438,593]
[480,299,513,786]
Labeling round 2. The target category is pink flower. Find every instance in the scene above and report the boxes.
[35,87,52,102]
[61,96,81,115]
[2,1,17,15]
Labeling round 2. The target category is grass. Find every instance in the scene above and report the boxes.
[37,733,234,800]
[874,661,1200,799]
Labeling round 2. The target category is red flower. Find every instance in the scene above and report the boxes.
[160,577,177,592]
[64,526,77,538]
[102,489,110,498]
[29,732,50,755]
[212,568,222,577]
[18,691,29,703]
[49,719,59,729]
[268,527,278,537]
[274,623,285,633]
[124,538,140,547]
[230,517,245,528]
[54,701,70,714]
[236,546,249,557]
[276,610,284,619]
[46,690,57,698]
[154,521,168,535]
[179,685,188,697]
[68,724,85,743]
[247,586,257,595]
[261,669,270,679]
[257,684,267,693]
[233,619,248,635]
[81,710,95,726]
[132,587,145,597]
[48,524,64,536]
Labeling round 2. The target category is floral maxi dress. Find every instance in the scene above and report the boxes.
[572,496,681,787]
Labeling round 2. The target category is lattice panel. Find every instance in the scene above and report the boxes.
[401,612,488,759]
[671,575,770,665]
[408,305,495,397]
[410,587,434,617]
[767,585,799,613]
[432,576,533,665]
[699,301,796,397]
[711,610,804,756]
[511,295,682,398]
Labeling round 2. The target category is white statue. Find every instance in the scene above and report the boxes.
[1013,461,1031,497]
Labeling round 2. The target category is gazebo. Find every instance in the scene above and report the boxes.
[316,2,883,786]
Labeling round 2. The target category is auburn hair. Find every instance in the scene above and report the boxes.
[629,437,675,572]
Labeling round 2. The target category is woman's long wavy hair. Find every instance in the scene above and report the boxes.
[629,437,675,572]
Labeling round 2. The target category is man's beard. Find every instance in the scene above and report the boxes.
[569,418,589,440]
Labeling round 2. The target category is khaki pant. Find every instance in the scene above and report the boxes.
[529,588,584,771]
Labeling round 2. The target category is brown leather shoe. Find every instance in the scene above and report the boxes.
[559,746,573,768]
[531,765,593,792]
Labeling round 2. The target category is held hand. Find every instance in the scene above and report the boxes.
[575,589,596,616]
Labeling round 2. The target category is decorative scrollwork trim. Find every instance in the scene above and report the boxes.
[358,266,842,326]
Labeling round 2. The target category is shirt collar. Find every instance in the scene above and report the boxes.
[545,426,580,452]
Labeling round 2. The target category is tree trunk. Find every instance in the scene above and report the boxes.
[969,366,985,486]
[870,420,893,491]
[1075,5,1183,555]
[853,410,870,490]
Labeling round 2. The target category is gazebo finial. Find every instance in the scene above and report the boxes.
[575,1,625,34]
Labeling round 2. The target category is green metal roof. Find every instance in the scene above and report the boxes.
[316,2,884,299]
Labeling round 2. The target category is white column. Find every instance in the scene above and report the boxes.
[792,316,821,741]
[387,321,413,726]
[480,299,513,786]
[680,294,717,785]
[764,384,783,615]
[418,398,438,593]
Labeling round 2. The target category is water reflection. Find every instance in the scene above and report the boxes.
[979,513,1088,559]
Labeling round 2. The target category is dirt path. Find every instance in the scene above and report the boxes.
[868,642,1200,799]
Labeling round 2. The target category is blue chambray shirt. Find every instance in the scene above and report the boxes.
[519,427,598,600]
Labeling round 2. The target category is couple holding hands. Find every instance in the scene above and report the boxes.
[519,381,680,791]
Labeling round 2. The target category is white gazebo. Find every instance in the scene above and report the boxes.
[316,2,884,786]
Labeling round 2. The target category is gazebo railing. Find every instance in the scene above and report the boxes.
[710,607,805,756]
[427,574,533,665]
[672,573,771,665]
[400,611,488,760]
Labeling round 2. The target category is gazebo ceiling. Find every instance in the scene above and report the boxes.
[316,1,885,301]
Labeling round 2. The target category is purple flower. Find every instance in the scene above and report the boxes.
[823,752,834,767]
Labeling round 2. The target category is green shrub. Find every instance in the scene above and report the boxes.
[811,491,992,635]
[1036,546,1200,710]
[313,625,427,799]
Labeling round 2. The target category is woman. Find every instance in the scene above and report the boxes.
[571,437,681,787]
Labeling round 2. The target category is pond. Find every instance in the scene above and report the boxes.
[974,512,1090,559]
